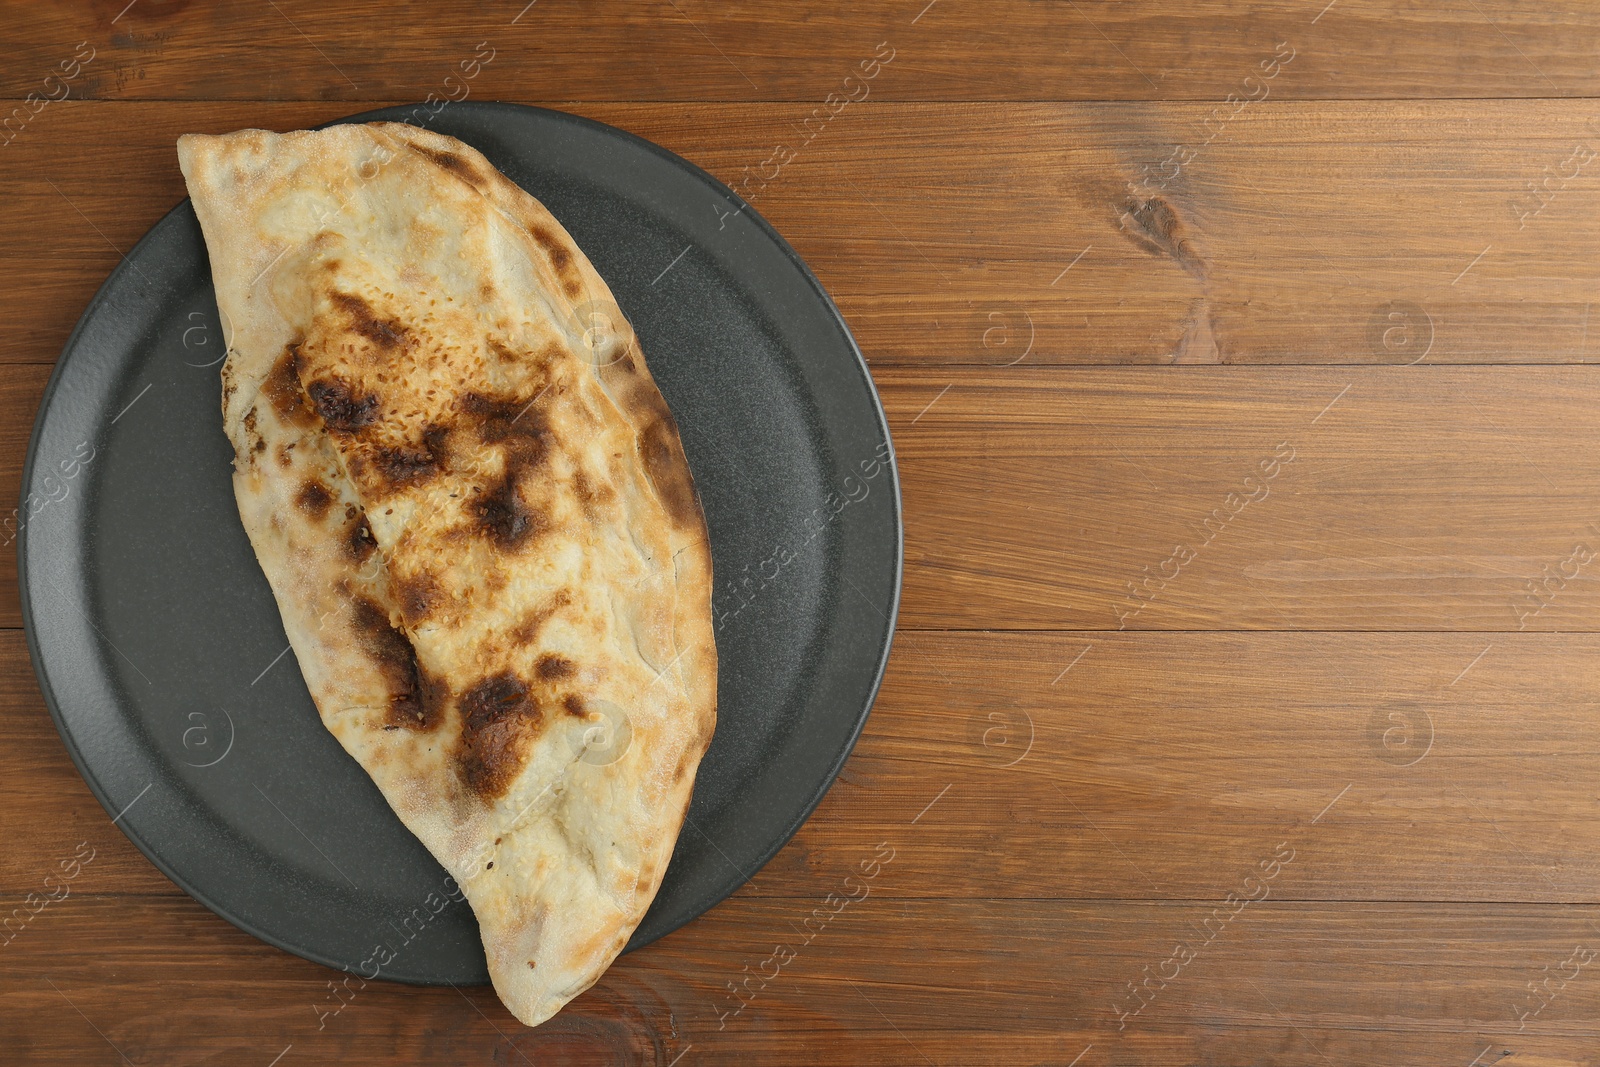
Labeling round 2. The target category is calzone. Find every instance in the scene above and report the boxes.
[177,122,717,1026]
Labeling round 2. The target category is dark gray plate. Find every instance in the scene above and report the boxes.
[19,102,901,984]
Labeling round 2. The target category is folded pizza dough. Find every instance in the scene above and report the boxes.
[177,122,716,1026]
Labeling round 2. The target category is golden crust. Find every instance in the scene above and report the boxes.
[177,122,716,1026]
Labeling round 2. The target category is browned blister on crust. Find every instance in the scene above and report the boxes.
[177,122,716,1027]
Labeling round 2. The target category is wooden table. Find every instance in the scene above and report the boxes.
[6,2,1600,1063]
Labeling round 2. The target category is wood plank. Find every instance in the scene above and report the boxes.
[770,630,1600,904]
[9,630,1600,905]
[13,364,1600,632]
[883,364,1600,630]
[5,0,1600,102]
[12,363,1600,633]
[1,895,1596,1065]
[8,101,1600,369]
[0,367,56,629]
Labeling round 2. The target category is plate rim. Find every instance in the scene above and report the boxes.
[19,99,903,982]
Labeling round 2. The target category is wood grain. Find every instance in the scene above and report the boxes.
[13,363,1600,632]
[3,896,1599,1065]
[5,2,1600,1063]
[0,366,58,628]
[8,101,1600,370]
[7,628,1600,905]
[5,0,1600,102]
[883,365,1600,631]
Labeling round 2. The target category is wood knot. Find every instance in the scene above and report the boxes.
[1120,195,1207,279]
